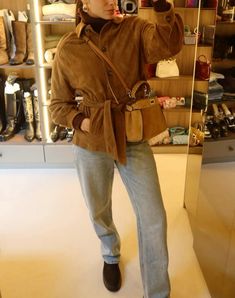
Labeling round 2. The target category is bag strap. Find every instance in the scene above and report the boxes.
[130,80,151,98]
[83,35,131,96]
[198,55,209,63]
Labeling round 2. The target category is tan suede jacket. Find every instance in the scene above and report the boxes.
[49,6,184,164]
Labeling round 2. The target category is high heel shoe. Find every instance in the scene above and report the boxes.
[221,103,235,132]
[212,103,229,137]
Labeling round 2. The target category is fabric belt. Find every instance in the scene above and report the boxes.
[83,98,127,164]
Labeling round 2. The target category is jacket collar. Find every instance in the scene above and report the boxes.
[75,15,124,39]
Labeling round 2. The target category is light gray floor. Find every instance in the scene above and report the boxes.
[0,154,211,298]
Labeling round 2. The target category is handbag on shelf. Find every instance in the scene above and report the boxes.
[195,55,211,80]
[83,36,167,142]
[155,58,179,78]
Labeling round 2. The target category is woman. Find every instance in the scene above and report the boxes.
[49,1,183,297]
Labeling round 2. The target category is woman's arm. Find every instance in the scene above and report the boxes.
[140,0,184,64]
[49,46,82,129]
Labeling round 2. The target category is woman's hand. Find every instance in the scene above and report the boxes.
[80,118,90,132]
[151,0,171,11]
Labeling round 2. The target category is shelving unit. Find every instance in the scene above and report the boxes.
[139,3,213,153]
[0,0,75,167]
[0,0,216,167]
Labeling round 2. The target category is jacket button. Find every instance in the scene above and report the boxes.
[101,46,107,52]
[165,15,171,22]
[107,70,112,76]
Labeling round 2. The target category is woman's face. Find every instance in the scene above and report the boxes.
[82,0,118,20]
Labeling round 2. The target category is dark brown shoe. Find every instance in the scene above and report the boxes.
[103,262,121,292]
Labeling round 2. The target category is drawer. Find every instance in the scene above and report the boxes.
[202,139,235,164]
[0,145,45,163]
[44,144,74,164]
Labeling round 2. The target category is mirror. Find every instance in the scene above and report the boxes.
[184,1,235,297]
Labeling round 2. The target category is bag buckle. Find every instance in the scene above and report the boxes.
[126,105,133,111]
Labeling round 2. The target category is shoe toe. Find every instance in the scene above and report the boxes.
[103,262,121,292]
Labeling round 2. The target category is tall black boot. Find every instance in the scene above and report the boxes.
[0,75,24,142]
[32,89,42,141]
[0,75,7,133]
[22,91,34,142]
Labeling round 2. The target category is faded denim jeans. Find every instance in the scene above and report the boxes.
[74,142,170,298]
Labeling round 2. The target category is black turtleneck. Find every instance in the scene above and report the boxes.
[77,2,109,33]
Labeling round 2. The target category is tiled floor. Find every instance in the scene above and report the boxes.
[0,154,211,298]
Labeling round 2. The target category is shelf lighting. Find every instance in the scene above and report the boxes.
[32,0,51,142]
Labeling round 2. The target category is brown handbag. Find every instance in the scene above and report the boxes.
[83,36,167,142]
[195,55,211,80]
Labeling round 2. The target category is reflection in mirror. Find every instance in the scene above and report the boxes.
[184,1,235,297]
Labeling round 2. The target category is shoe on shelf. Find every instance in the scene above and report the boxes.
[103,262,121,292]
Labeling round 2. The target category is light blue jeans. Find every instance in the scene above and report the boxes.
[74,142,170,298]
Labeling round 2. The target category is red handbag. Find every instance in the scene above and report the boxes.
[195,55,211,80]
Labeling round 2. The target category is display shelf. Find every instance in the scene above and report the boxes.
[149,75,193,82]
[45,139,73,145]
[35,20,75,25]
[163,107,191,112]
[0,133,43,145]
[39,63,53,69]
[216,20,235,25]
[212,58,235,70]
[0,64,35,69]
[188,146,203,154]
[151,144,188,154]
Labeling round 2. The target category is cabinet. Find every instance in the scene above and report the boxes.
[139,1,216,154]
[203,14,235,164]
[0,0,75,167]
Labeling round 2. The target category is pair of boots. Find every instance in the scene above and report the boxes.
[0,16,34,65]
[10,21,34,65]
[23,90,42,142]
[0,76,42,142]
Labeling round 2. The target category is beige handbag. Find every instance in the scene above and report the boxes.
[155,58,179,78]
[83,36,167,142]
[125,81,167,142]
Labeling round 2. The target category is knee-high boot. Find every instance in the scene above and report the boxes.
[9,21,27,65]
[26,23,34,65]
[22,92,34,142]
[0,76,7,133]
[33,90,42,141]
[0,76,24,141]
[0,16,9,65]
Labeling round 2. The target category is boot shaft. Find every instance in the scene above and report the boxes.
[10,21,27,64]
[12,21,26,54]
[23,92,34,122]
[0,16,9,64]
[0,16,7,50]
[4,80,19,119]
[32,90,40,122]
[0,76,7,131]
[33,89,42,141]
[26,22,34,65]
